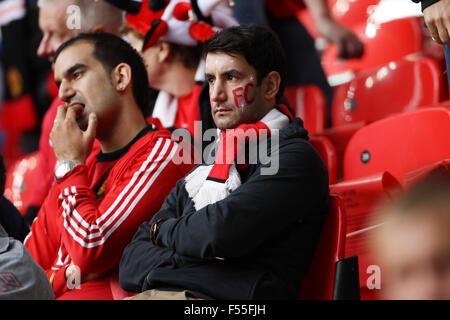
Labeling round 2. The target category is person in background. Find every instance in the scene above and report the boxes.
[106,0,238,147]
[0,154,29,242]
[0,152,52,299]
[412,0,450,86]
[0,0,53,164]
[24,33,194,299]
[24,0,124,227]
[0,223,54,299]
[373,172,450,300]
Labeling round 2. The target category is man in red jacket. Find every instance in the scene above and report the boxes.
[24,33,194,299]
[24,0,124,226]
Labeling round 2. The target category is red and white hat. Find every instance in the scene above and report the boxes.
[106,0,238,51]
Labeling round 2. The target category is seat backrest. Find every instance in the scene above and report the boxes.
[343,107,450,182]
[332,55,445,128]
[322,17,426,78]
[284,85,327,134]
[403,158,450,187]
[309,135,338,185]
[299,195,346,300]
[331,171,402,300]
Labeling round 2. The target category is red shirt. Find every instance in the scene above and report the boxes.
[173,83,202,137]
[25,125,194,298]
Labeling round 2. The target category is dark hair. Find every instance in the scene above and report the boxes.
[390,170,450,215]
[54,32,150,116]
[203,24,286,103]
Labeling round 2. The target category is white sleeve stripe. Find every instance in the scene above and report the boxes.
[61,138,176,242]
[98,142,179,244]
[67,138,173,240]
[62,141,178,248]
[63,137,165,233]
[96,138,166,224]
[87,139,174,237]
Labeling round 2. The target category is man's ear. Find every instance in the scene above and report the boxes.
[112,63,132,93]
[262,71,281,102]
[157,41,172,63]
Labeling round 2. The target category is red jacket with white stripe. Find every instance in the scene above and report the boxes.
[24,124,194,297]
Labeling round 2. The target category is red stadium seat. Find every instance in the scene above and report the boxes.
[318,122,366,181]
[328,0,381,28]
[332,55,446,128]
[284,85,327,134]
[3,151,38,215]
[299,195,348,299]
[322,17,426,78]
[403,158,450,187]
[296,0,381,39]
[331,171,402,299]
[343,107,450,182]
[0,95,38,165]
[310,135,338,185]
[110,272,137,300]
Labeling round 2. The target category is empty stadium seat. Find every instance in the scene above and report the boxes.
[332,55,446,128]
[3,151,38,215]
[296,0,381,40]
[284,85,327,135]
[318,122,366,181]
[310,135,338,185]
[328,0,381,28]
[322,17,426,79]
[343,107,450,182]
[403,158,450,187]
[331,171,402,299]
[300,195,359,300]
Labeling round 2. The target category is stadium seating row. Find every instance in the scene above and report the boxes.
[292,1,450,300]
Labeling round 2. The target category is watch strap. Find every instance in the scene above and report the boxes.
[55,160,83,180]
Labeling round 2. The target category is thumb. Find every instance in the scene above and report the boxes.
[84,112,97,142]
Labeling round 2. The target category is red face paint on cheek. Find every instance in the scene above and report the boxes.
[232,87,245,109]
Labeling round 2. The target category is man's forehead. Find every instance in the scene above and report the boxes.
[54,42,94,74]
[205,52,248,71]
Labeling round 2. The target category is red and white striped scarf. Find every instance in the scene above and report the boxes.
[185,105,294,210]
